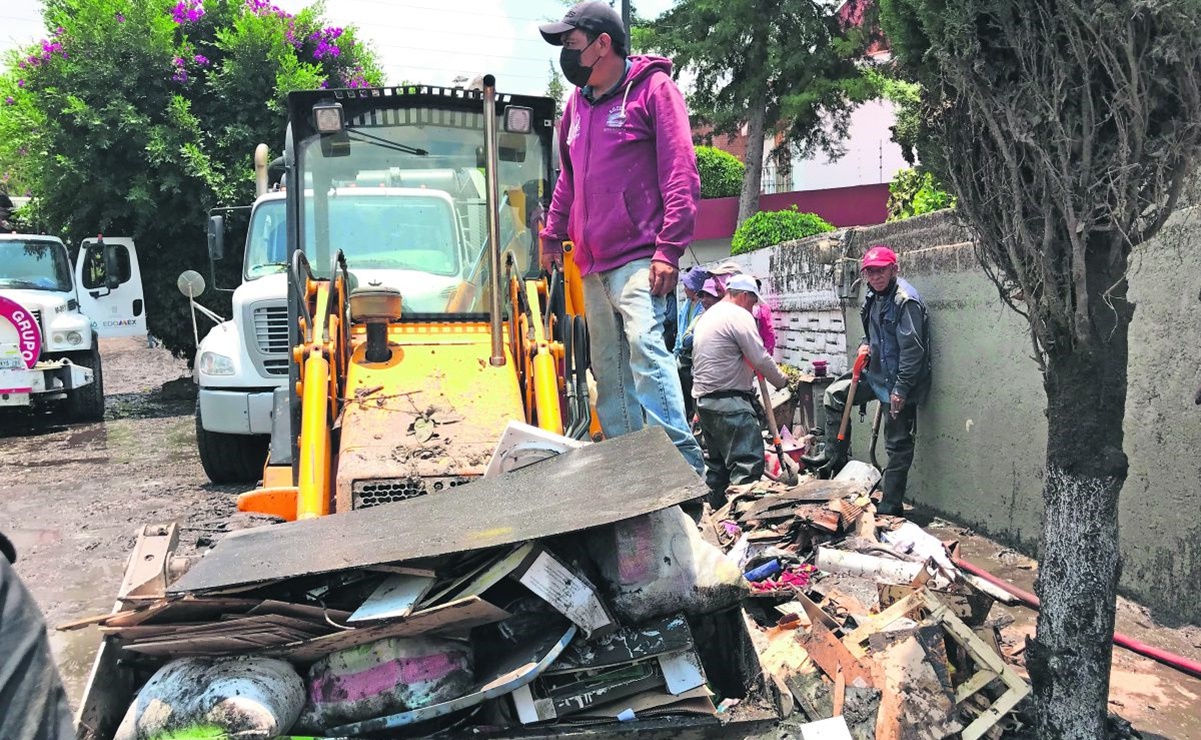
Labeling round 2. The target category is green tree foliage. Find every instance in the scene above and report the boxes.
[862,66,920,166]
[545,62,565,120]
[730,206,833,255]
[695,145,743,199]
[644,0,875,222]
[886,168,953,221]
[880,1,1201,735]
[0,0,382,357]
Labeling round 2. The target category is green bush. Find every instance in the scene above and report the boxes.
[887,168,955,221]
[695,145,744,199]
[731,206,834,255]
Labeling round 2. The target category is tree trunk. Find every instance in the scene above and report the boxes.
[1028,250,1134,739]
[736,105,767,227]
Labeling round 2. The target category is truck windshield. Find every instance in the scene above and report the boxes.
[296,105,548,315]
[0,240,73,292]
[246,194,461,280]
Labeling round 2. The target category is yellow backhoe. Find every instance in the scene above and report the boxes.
[237,76,595,522]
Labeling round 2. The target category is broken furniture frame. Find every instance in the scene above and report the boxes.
[841,588,1029,740]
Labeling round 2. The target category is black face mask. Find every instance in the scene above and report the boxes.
[560,38,597,88]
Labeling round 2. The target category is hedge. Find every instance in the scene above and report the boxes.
[731,206,835,255]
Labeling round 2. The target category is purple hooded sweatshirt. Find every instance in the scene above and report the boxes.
[540,55,700,277]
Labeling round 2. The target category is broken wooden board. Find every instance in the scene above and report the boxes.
[740,479,874,519]
[871,626,961,740]
[328,623,578,734]
[920,592,1030,740]
[247,599,351,623]
[879,583,993,627]
[263,595,511,663]
[795,620,874,689]
[170,427,704,594]
[99,597,262,629]
[116,614,335,656]
[842,589,928,659]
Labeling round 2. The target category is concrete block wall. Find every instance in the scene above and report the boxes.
[692,232,850,374]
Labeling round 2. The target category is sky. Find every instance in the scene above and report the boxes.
[0,0,676,97]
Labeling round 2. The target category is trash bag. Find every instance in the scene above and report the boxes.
[588,505,749,623]
[296,636,473,731]
[113,656,305,740]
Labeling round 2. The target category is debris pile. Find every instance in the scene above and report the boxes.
[71,427,780,739]
[709,462,1033,739]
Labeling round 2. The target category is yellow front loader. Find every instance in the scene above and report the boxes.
[237,76,595,521]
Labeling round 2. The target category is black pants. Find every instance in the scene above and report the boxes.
[824,378,917,514]
[679,366,695,420]
[696,393,764,502]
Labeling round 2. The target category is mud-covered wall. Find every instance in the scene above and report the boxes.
[706,208,1201,623]
[840,209,1201,625]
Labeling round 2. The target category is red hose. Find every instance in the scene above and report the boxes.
[953,557,1201,680]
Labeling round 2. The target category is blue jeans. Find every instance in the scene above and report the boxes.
[583,258,705,475]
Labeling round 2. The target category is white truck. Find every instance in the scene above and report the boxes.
[192,149,497,483]
[0,233,145,421]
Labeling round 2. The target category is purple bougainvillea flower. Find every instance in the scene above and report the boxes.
[4,97,14,106]
[17,80,24,88]
[194,54,209,66]
[116,12,125,22]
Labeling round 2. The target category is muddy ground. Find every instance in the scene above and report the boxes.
[1,339,1199,737]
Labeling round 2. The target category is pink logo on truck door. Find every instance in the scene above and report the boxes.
[0,295,41,369]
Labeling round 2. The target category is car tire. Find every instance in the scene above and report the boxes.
[66,344,105,422]
[196,402,268,484]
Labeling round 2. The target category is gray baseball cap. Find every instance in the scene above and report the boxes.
[539,1,627,48]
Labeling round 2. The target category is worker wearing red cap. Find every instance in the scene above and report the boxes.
[805,245,931,516]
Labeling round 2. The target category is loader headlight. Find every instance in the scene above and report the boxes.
[199,351,236,376]
[66,331,82,345]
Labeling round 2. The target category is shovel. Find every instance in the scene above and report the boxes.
[836,350,872,448]
[757,374,800,486]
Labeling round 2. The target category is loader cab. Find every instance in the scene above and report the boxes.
[283,87,553,313]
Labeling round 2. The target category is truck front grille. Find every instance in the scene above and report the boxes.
[252,305,289,375]
[351,476,470,509]
[28,309,43,342]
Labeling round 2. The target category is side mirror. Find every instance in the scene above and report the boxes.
[177,270,206,299]
[207,215,225,261]
[102,241,121,290]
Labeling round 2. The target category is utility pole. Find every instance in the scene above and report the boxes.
[621,0,631,43]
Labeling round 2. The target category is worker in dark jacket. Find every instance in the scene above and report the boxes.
[0,532,75,740]
[805,245,931,515]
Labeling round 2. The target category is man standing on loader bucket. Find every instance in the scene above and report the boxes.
[691,275,790,501]
[538,1,705,474]
[805,246,932,516]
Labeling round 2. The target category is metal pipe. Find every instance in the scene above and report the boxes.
[953,556,1201,680]
[482,74,506,366]
[254,143,270,197]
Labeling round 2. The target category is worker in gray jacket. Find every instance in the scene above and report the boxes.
[805,245,931,515]
[0,532,74,740]
[691,274,789,502]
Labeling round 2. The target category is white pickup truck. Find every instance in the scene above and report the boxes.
[0,233,145,421]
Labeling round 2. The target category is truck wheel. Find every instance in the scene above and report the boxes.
[67,346,105,422]
[195,403,268,484]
